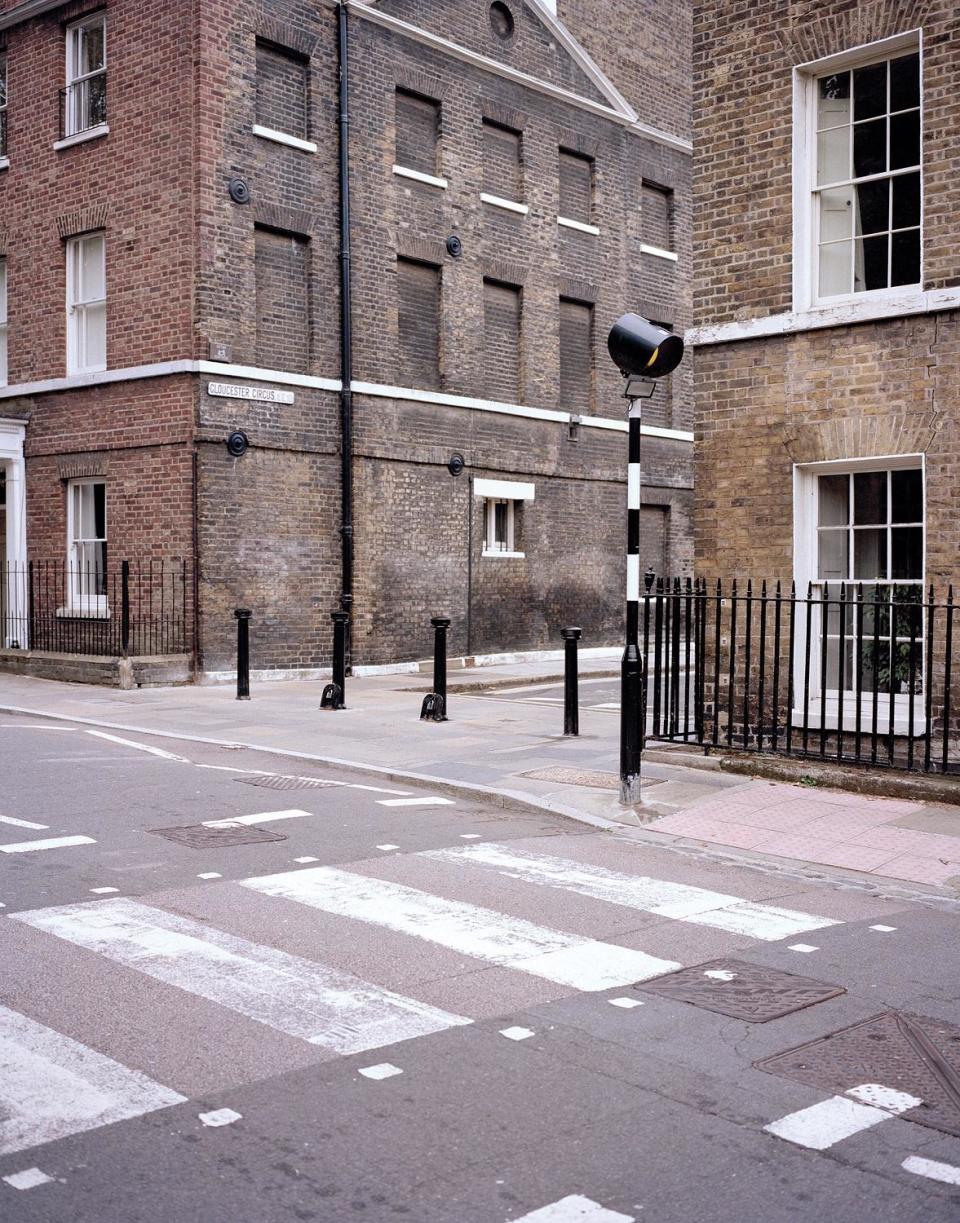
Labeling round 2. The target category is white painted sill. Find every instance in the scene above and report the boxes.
[640,242,678,262]
[0,157,9,171]
[67,363,107,377]
[56,605,110,620]
[480,192,529,215]
[251,124,317,154]
[392,164,448,189]
[53,124,108,151]
[789,708,926,736]
[481,549,526,559]
[557,215,600,236]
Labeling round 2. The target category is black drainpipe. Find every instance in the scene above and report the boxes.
[337,2,354,633]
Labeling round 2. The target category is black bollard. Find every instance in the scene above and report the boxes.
[321,610,349,710]
[561,626,582,735]
[234,608,252,700]
[420,616,450,721]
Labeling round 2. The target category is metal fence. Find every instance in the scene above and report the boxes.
[1,559,191,657]
[642,577,960,775]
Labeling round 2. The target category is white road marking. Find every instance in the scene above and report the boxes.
[788,943,819,953]
[500,1026,534,1041]
[242,866,680,990]
[198,1108,241,1128]
[376,844,400,852]
[459,833,482,839]
[590,702,621,710]
[293,856,319,864]
[0,724,75,730]
[203,809,312,829]
[608,997,643,1009]
[846,1084,922,1112]
[0,1004,185,1157]
[511,1196,634,1222]
[902,1155,960,1186]
[0,816,49,830]
[197,873,222,880]
[89,887,119,895]
[870,924,897,932]
[421,843,840,942]
[704,969,737,981]
[0,836,96,855]
[14,899,469,1055]
[85,731,189,762]
[764,1084,920,1151]
[359,1063,403,1080]
[375,797,455,808]
[2,1168,55,1191]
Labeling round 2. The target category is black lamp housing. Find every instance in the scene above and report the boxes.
[607,313,684,379]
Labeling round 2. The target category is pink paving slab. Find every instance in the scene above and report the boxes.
[871,855,960,886]
[646,814,773,850]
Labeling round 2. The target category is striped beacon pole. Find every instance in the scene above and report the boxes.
[606,314,685,805]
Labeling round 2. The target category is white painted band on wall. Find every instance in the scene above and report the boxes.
[626,554,640,601]
[627,466,640,509]
[473,478,535,501]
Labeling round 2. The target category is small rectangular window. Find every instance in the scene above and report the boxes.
[642,184,673,252]
[0,258,7,386]
[67,479,107,613]
[0,53,8,159]
[482,119,522,202]
[255,40,309,141]
[64,15,106,138]
[558,149,593,225]
[483,279,521,402]
[254,226,310,373]
[483,498,521,555]
[558,297,593,412]
[395,89,439,178]
[66,232,106,375]
[397,256,441,389]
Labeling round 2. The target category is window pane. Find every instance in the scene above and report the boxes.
[854,178,888,235]
[85,73,107,128]
[854,528,887,579]
[892,172,921,229]
[0,260,6,324]
[890,229,921,286]
[0,326,6,385]
[817,71,850,127]
[817,126,848,184]
[79,23,105,76]
[892,527,923,579]
[853,471,886,524]
[83,302,107,368]
[818,474,849,526]
[81,236,105,301]
[819,241,851,296]
[891,469,922,523]
[93,482,106,538]
[853,118,886,177]
[853,61,886,121]
[889,110,920,170]
[78,485,96,537]
[819,187,853,241]
[818,530,849,579]
[0,57,7,109]
[854,233,888,292]
[494,501,508,547]
[889,53,920,112]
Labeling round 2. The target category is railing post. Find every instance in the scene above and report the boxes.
[121,560,131,658]
[321,610,349,710]
[420,616,450,722]
[234,607,252,700]
[561,626,582,735]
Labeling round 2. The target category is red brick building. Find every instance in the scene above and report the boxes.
[0,0,692,680]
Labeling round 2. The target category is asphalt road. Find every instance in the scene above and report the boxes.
[1,712,960,1222]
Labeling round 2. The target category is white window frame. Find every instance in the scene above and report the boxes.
[64,13,107,140]
[792,30,922,316]
[66,477,108,615]
[0,51,8,166]
[66,232,106,375]
[793,454,925,731]
[475,477,533,559]
[0,258,7,387]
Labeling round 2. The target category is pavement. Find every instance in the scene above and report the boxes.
[0,654,959,899]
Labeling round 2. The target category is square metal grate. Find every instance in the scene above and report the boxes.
[148,824,287,848]
[236,774,338,791]
[637,958,846,1022]
[521,767,621,789]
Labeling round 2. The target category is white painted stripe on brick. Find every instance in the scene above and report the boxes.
[902,1155,960,1186]
[0,1004,185,1157]
[203,809,312,828]
[0,816,48,830]
[511,1196,634,1222]
[0,836,95,854]
[763,1096,891,1150]
[86,731,189,762]
[375,797,455,808]
[12,899,470,1054]
[241,866,679,990]
[421,844,840,942]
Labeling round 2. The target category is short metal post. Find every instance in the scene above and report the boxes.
[561,626,581,735]
[121,560,131,658]
[321,611,349,710]
[420,616,450,721]
[234,608,252,700]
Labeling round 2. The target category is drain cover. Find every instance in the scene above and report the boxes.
[236,774,338,791]
[521,767,620,789]
[637,958,845,1022]
[148,824,287,848]
[757,1010,960,1138]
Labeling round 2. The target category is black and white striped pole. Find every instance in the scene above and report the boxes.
[607,314,684,806]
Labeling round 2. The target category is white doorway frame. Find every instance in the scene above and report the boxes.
[0,418,27,647]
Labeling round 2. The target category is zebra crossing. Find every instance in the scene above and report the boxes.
[0,839,845,1162]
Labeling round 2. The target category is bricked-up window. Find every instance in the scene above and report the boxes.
[67,479,107,612]
[254,227,310,373]
[64,14,106,138]
[810,48,921,299]
[255,40,309,141]
[0,258,6,386]
[641,184,673,253]
[482,120,522,202]
[395,89,440,178]
[0,53,8,159]
[558,150,593,227]
[66,233,106,375]
[558,297,593,412]
[397,257,441,389]
[483,279,521,402]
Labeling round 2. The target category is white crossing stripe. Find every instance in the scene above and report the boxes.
[0,1004,185,1157]
[203,809,312,828]
[241,866,680,990]
[0,816,49,830]
[376,797,455,808]
[85,730,189,762]
[3,1167,55,1191]
[358,1063,403,1081]
[13,899,468,1055]
[422,843,840,942]
[199,1108,241,1128]
[511,1196,634,1222]
[764,1084,921,1151]
[0,836,96,854]
[902,1155,960,1186]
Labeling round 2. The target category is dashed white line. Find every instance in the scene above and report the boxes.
[0,816,49,830]
[902,1155,960,1186]
[198,1108,242,1128]
[2,1168,55,1191]
[0,836,96,855]
[788,944,819,953]
[764,1084,921,1151]
[511,1196,634,1222]
[85,731,189,762]
[500,1026,535,1041]
[358,1063,403,1080]
[203,809,312,829]
[89,887,119,895]
[870,924,897,932]
[197,873,222,881]
[376,844,400,852]
[376,797,455,808]
[293,856,319,864]
[608,997,643,1009]
[459,833,482,839]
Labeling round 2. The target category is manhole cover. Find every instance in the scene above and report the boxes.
[637,958,845,1022]
[236,774,338,792]
[521,767,620,789]
[756,1010,960,1138]
[148,824,287,848]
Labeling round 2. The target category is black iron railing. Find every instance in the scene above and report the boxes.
[1,559,191,657]
[641,578,960,775]
[59,75,107,141]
